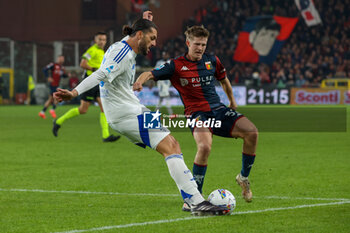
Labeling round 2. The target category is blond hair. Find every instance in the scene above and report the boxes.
[184,25,210,40]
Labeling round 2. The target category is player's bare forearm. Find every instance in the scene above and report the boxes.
[133,71,154,91]
[220,77,237,109]
[80,59,94,71]
[53,88,78,102]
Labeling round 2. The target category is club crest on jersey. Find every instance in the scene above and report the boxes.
[205,61,212,70]
[180,78,189,86]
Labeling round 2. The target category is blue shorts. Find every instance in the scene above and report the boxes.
[188,106,244,138]
[49,85,58,94]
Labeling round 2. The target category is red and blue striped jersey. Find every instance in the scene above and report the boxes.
[151,53,227,115]
[43,63,67,87]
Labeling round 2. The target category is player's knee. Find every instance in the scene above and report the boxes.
[197,143,211,156]
[157,135,182,156]
[168,137,181,152]
[246,127,258,145]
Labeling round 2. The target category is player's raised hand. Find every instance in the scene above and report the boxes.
[53,88,77,102]
[143,11,153,21]
[133,82,143,92]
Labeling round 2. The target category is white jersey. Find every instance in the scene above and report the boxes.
[98,40,143,123]
[75,38,170,149]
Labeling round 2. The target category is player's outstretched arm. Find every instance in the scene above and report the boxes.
[133,71,154,92]
[53,88,78,102]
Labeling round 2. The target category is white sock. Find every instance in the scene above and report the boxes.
[165,98,173,115]
[165,154,204,205]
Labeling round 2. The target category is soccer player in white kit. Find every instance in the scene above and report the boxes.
[53,17,228,216]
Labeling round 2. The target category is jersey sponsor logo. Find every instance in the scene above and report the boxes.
[205,61,212,70]
[191,75,214,83]
[181,66,190,71]
[180,78,189,86]
[179,75,214,87]
[190,75,215,87]
[100,81,105,87]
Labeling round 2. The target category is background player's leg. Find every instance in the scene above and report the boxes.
[192,128,212,193]
[156,135,204,205]
[50,96,58,118]
[96,97,110,139]
[97,97,120,142]
[156,97,163,110]
[39,95,53,119]
[165,96,173,115]
[57,100,89,126]
[53,100,89,137]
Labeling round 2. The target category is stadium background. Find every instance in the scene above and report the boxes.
[0,0,349,105]
[0,1,349,232]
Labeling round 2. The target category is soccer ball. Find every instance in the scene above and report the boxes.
[208,189,236,213]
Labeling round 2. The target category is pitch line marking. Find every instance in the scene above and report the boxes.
[52,201,350,233]
[0,188,178,197]
[0,188,349,201]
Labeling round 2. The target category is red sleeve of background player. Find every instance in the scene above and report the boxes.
[214,56,226,81]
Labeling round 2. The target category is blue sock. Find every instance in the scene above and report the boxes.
[193,163,207,193]
[241,153,256,177]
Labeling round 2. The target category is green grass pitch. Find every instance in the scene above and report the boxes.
[0,105,349,233]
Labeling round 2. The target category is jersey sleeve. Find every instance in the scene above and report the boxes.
[151,60,175,81]
[43,63,54,77]
[75,69,104,95]
[82,46,95,61]
[99,43,128,83]
[214,56,226,81]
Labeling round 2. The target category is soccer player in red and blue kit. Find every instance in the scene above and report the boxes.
[134,25,258,210]
[39,55,68,119]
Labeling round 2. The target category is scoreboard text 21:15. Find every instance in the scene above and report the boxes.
[247,88,290,104]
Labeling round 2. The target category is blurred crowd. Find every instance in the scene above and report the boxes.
[150,0,350,88]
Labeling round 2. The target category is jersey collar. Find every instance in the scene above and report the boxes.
[184,53,203,63]
[93,44,103,51]
[122,40,137,58]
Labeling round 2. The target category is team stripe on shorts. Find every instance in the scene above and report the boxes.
[137,114,151,148]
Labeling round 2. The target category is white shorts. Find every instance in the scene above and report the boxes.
[109,114,170,150]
